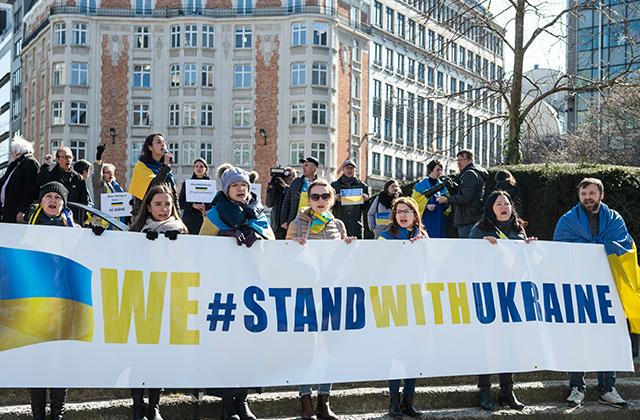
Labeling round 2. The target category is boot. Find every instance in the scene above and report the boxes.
[300,395,317,420]
[220,397,240,420]
[49,388,67,420]
[499,386,525,411]
[401,394,423,417]
[131,389,148,420]
[316,394,338,420]
[147,389,163,420]
[30,388,47,420]
[388,392,402,418]
[233,392,256,420]
[479,389,495,411]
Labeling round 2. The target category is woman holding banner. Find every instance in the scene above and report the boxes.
[286,179,355,420]
[377,197,426,417]
[469,190,534,411]
[129,133,178,218]
[367,179,400,238]
[179,158,214,235]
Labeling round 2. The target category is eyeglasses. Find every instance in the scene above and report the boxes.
[309,193,331,201]
[396,209,413,215]
[57,155,73,160]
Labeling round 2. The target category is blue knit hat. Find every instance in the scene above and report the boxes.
[221,166,250,194]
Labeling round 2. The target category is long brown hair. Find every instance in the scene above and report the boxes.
[140,133,164,162]
[389,197,427,237]
[130,184,185,232]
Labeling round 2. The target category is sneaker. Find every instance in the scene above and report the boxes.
[566,387,585,407]
[599,387,628,408]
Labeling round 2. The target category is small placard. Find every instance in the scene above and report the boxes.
[250,183,262,198]
[100,192,132,217]
[340,188,364,206]
[186,179,217,203]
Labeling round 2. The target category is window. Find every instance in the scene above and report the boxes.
[201,64,214,87]
[407,19,415,43]
[168,142,180,165]
[170,64,180,87]
[397,13,405,37]
[291,62,306,86]
[374,43,382,65]
[131,143,142,164]
[291,22,306,47]
[373,79,381,98]
[52,63,65,86]
[311,62,327,86]
[372,152,381,175]
[407,58,415,79]
[235,26,252,48]
[135,0,153,14]
[70,101,87,125]
[428,30,435,51]
[69,140,86,161]
[450,42,457,63]
[171,26,181,48]
[384,155,392,176]
[290,102,305,125]
[183,142,197,166]
[395,157,403,178]
[201,103,214,126]
[202,25,215,48]
[184,63,197,86]
[352,75,360,98]
[450,77,457,94]
[406,161,414,180]
[53,23,66,46]
[427,66,434,86]
[233,143,250,166]
[374,1,383,27]
[385,48,393,70]
[352,111,360,136]
[311,142,326,165]
[417,24,425,48]
[396,53,404,75]
[185,24,198,47]
[311,102,327,125]
[417,63,425,83]
[436,71,444,90]
[133,64,151,88]
[72,22,88,46]
[289,142,305,165]
[233,64,251,88]
[312,22,328,46]
[169,103,180,126]
[236,0,253,14]
[233,104,251,128]
[385,7,394,32]
[459,47,466,67]
[133,103,150,126]
[417,162,424,178]
[134,26,150,48]
[200,143,213,165]
[52,101,64,125]
[183,103,197,126]
[71,62,88,86]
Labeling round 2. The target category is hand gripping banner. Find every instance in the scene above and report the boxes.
[0,224,634,388]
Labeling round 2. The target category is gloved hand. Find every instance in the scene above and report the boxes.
[219,229,245,246]
[164,230,180,240]
[243,231,262,248]
[145,230,159,240]
[91,225,105,236]
[96,143,106,161]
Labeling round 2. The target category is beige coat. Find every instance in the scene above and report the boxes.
[286,208,347,240]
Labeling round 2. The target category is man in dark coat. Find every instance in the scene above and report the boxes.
[0,136,40,223]
[331,159,369,239]
[436,149,487,238]
[266,166,295,239]
[281,156,319,229]
[37,146,90,224]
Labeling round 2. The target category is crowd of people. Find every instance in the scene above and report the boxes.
[0,133,638,420]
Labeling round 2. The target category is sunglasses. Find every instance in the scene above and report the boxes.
[309,193,331,201]
[396,209,413,215]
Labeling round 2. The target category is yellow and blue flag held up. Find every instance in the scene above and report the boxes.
[0,247,93,351]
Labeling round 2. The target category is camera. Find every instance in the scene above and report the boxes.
[270,167,291,179]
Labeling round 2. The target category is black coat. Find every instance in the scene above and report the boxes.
[447,163,488,227]
[178,175,214,235]
[266,180,289,238]
[331,175,369,239]
[0,153,40,223]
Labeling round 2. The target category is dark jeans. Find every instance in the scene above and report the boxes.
[478,373,513,391]
[569,371,616,393]
[388,378,417,395]
[30,388,66,417]
[457,223,474,239]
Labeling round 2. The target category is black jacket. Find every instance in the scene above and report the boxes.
[469,220,526,240]
[0,153,40,223]
[447,163,487,227]
[331,175,369,238]
[178,175,214,235]
[281,175,316,225]
[266,180,289,237]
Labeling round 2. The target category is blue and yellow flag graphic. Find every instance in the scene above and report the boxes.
[0,247,93,351]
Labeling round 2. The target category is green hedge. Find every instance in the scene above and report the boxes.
[365,163,640,241]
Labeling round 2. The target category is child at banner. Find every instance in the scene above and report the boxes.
[129,133,178,218]
[377,197,426,417]
[411,160,450,238]
[286,179,356,420]
[26,182,74,420]
[469,190,534,411]
[367,179,401,238]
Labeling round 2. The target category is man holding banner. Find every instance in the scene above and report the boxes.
[554,177,639,408]
[331,159,369,239]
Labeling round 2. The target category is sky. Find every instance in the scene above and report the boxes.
[487,0,567,73]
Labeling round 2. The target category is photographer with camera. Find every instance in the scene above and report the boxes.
[266,165,296,239]
[281,156,319,230]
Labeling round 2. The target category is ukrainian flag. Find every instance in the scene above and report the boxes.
[0,247,93,351]
[129,160,157,200]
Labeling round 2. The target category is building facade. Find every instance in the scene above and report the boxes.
[0,3,13,172]
[21,0,370,192]
[366,0,505,189]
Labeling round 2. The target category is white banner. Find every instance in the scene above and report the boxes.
[100,192,132,217]
[0,223,634,388]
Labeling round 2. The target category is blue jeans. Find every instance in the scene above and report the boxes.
[569,371,616,393]
[457,224,474,238]
[299,383,331,396]
[388,378,416,395]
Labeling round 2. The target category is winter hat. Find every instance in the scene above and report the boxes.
[39,181,69,207]
[221,166,251,194]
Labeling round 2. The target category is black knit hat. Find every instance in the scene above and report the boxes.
[39,182,69,207]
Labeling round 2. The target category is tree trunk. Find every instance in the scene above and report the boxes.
[505,0,526,164]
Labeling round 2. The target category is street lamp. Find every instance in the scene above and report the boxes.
[109,127,116,144]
